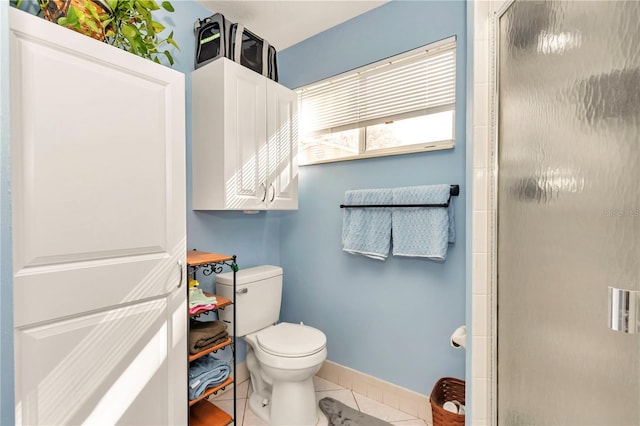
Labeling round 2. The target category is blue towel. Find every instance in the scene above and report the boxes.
[188,355,231,400]
[342,188,392,260]
[391,185,455,260]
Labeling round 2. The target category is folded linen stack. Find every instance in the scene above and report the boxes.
[189,287,218,314]
[189,320,229,354]
[188,355,232,400]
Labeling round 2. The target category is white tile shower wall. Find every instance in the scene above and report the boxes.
[316,360,433,424]
[472,1,510,424]
[471,0,492,425]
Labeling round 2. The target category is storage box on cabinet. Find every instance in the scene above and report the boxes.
[194,13,233,69]
[192,58,298,211]
[229,24,278,81]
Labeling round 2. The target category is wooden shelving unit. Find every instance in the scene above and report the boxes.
[187,250,237,426]
[190,293,232,317]
[188,376,234,406]
[188,337,233,362]
[190,400,232,426]
[187,250,235,266]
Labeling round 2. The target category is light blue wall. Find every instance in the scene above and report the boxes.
[0,2,14,423]
[277,1,467,395]
[1,1,471,412]
[160,3,282,275]
[162,0,469,394]
[155,1,283,363]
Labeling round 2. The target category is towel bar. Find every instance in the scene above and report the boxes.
[339,185,459,209]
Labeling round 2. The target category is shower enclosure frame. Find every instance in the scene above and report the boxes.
[467,0,511,422]
[488,2,513,425]
[486,0,640,424]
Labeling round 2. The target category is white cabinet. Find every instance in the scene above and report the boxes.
[192,58,298,210]
[9,9,186,425]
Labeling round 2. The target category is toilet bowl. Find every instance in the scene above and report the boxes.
[216,266,327,426]
[245,322,327,425]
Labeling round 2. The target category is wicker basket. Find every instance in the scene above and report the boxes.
[430,377,465,426]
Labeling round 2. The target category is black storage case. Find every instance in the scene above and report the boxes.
[194,15,278,81]
[194,13,232,69]
[230,23,278,82]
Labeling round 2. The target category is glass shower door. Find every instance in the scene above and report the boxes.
[497,1,640,424]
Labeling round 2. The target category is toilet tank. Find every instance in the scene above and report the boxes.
[215,265,283,336]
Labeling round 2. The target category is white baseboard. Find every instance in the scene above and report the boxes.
[316,360,433,424]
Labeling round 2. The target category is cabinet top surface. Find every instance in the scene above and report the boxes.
[187,250,234,266]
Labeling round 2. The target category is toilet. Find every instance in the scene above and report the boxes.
[216,265,327,426]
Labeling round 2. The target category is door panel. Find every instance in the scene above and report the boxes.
[15,300,168,425]
[225,62,267,209]
[497,1,640,424]
[266,80,298,210]
[14,37,168,268]
[10,9,186,425]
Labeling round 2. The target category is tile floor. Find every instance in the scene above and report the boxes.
[209,376,429,426]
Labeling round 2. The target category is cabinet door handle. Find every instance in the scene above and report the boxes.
[260,183,267,202]
[269,183,275,203]
[236,288,248,294]
[177,260,184,289]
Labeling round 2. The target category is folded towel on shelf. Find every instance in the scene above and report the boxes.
[189,320,229,354]
[189,288,217,309]
[190,332,229,355]
[391,184,455,260]
[188,355,231,400]
[341,188,392,260]
[189,304,216,315]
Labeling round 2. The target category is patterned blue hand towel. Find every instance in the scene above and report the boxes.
[392,185,455,260]
[188,355,231,400]
[342,188,392,260]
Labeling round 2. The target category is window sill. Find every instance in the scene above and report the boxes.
[299,139,455,166]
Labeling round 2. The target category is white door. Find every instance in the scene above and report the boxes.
[225,60,267,210]
[266,80,298,210]
[10,9,186,425]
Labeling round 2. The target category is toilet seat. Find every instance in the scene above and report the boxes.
[256,322,326,358]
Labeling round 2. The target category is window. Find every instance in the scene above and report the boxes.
[297,37,456,165]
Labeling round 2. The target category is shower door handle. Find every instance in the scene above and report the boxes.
[608,286,640,334]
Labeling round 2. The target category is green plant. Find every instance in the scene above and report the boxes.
[101,0,179,66]
[48,0,111,41]
[11,0,179,66]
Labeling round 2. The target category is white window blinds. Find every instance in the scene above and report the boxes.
[298,37,456,136]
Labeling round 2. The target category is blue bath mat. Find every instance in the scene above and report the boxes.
[319,397,393,426]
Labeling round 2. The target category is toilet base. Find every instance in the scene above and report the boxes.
[248,390,270,424]
[248,377,319,426]
[242,330,327,425]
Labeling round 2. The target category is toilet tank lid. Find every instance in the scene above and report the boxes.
[216,265,283,286]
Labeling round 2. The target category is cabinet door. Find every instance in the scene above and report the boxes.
[10,9,186,425]
[266,80,299,210]
[224,61,268,210]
